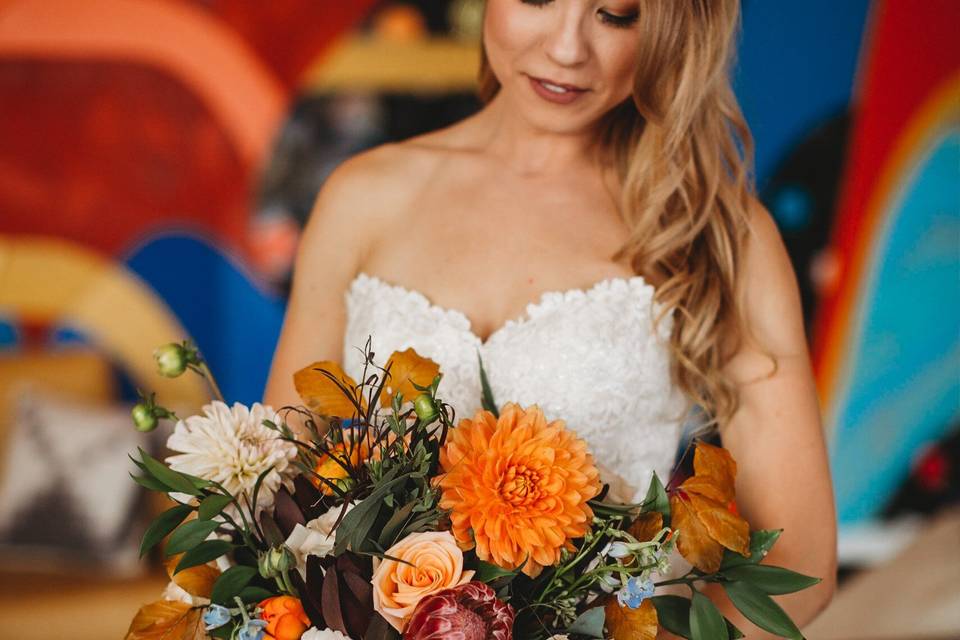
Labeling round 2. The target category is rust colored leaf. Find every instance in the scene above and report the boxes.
[605,597,658,640]
[691,442,737,503]
[629,511,664,543]
[125,600,205,640]
[677,475,730,505]
[294,360,365,418]
[381,348,439,407]
[686,492,750,557]
[670,492,724,573]
[164,554,219,599]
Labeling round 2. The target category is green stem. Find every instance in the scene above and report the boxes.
[233,596,249,624]
[197,361,225,403]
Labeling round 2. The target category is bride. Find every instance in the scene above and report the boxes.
[264,0,836,634]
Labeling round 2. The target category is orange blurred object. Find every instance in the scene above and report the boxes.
[372,3,427,42]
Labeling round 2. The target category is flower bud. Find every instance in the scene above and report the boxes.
[259,545,296,579]
[413,393,438,423]
[131,402,159,432]
[154,343,189,378]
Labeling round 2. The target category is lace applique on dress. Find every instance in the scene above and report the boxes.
[342,272,691,501]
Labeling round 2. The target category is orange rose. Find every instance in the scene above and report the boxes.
[371,531,475,632]
[258,595,310,640]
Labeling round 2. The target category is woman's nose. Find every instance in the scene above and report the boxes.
[543,9,590,67]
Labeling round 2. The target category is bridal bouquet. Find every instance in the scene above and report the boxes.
[126,339,818,640]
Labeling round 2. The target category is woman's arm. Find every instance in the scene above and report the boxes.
[705,200,838,635]
[262,149,390,414]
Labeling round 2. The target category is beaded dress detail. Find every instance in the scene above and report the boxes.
[342,272,691,501]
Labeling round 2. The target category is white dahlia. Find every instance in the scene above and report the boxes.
[166,401,296,513]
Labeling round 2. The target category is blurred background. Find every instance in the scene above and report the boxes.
[0,0,957,637]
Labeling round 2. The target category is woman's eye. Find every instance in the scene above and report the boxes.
[519,0,638,28]
[599,9,639,28]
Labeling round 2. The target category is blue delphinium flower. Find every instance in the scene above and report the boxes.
[616,576,656,609]
[202,604,231,630]
[237,619,268,640]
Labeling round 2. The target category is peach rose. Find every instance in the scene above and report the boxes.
[258,595,311,640]
[371,531,475,632]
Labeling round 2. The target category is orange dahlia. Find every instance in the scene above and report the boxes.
[311,440,369,495]
[437,403,601,578]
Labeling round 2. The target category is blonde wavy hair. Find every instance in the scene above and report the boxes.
[477,0,770,430]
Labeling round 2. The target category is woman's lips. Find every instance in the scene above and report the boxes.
[527,75,589,105]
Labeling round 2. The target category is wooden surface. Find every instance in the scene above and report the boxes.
[0,570,168,638]
[805,508,960,639]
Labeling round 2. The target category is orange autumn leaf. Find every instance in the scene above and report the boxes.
[294,360,366,418]
[670,441,750,572]
[164,554,219,599]
[381,348,439,407]
[670,491,725,573]
[629,511,664,543]
[125,600,206,640]
[686,492,749,556]
[605,597,658,640]
[691,441,737,503]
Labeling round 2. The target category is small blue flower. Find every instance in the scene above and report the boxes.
[237,619,268,640]
[616,576,655,609]
[202,604,231,630]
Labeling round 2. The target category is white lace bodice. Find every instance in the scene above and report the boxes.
[342,272,691,501]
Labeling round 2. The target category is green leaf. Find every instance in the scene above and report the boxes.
[377,500,416,549]
[210,565,258,604]
[250,465,276,516]
[137,447,203,496]
[334,472,409,555]
[643,471,670,518]
[690,590,728,640]
[722,581,803,639]
[140,504,193,557]
[165,519,220,556]
[722,529,782,569]
[651,595,692,639]
[474,560,523,583]
[477,352,499,417]
[198,494,234,520]
[238,586,275,603]
[174,540,233,574]
[130,472,172,493]
[567,606,605,638]
[723,564,821,595]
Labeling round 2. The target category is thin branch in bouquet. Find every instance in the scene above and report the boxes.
[665,437,698,494]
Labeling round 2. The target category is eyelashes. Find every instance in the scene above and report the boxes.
[519,0,640,29]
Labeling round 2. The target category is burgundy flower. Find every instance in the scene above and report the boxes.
[403,581,514,640]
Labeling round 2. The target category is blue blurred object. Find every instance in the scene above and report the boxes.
[771,184,815,231]
[828,132,960,524]
[125,234,286,405]
[737,0,871,187]
[0,318,16,348]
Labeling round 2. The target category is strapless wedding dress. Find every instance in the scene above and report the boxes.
[342,271,691,502]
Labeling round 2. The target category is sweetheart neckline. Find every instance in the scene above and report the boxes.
[348,270,660,347]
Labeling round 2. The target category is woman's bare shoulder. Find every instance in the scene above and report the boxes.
[319,142,429,215]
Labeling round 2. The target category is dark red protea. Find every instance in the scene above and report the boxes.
[403,581,514,640]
